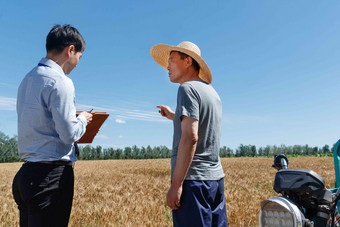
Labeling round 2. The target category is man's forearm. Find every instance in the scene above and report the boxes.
[171,137,197,187]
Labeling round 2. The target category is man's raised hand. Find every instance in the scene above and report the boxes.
[157,105,175,120]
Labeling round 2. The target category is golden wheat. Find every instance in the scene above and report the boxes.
[0,157,336,226]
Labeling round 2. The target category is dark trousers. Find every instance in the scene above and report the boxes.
[12,162,74,227]
[173,178,228,227]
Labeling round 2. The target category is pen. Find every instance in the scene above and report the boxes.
[89,108,93,113]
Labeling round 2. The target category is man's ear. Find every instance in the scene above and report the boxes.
[64,45,75,57]
[186,56,193,68]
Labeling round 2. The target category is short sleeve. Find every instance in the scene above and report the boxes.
[177,83,200,121]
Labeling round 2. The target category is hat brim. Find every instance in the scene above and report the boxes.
[150,44,212,84]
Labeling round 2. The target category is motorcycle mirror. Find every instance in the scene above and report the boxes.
[272,154,289,170]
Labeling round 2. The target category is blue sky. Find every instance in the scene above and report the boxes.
[1,1,340,150]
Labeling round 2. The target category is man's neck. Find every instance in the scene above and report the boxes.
[46,52,67,73]
[179,70,200,84]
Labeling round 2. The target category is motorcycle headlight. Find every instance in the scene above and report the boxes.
[259,196,305,227]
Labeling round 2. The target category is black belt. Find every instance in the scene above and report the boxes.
[26,160,73,166]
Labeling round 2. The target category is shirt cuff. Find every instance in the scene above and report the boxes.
[77,114,88,126]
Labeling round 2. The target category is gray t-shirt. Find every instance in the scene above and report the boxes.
[171,79,225,180]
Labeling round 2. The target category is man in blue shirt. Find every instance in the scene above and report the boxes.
[12,25,92,227]
[151,41,228,226]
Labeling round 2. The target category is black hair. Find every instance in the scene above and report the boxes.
[46,24,86,53]
[170,51,200,73]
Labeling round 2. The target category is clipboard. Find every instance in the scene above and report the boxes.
[76,111,109,143]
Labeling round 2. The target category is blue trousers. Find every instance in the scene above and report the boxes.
[173,178,228,227]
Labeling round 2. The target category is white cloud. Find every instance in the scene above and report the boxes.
[0,96,16,111]
[77,102,169,123]
[96,135,109,139]
[114,109,168,122]
[115,119,126,124]
[0,83,16,88]
[0,97,169,122]
[118,136,123,139]
[76,104,110,112]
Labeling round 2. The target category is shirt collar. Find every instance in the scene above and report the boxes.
[39,57,65,77]
[190,78,208,84]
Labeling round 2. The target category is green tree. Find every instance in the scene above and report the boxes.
[132,145,140,159]
[0,132,19,162]
[146,145,153,159]
[226,148,234,157]
[263,146,271,157]
[140,146,146,159]
[322,145,330,155]
[220,146,227,157]
[293,145,302,155]
[160,145,170,158]
[250,145,256,157]
[124,147,132,159]
[80,145,91,160]
[95,146,103,160]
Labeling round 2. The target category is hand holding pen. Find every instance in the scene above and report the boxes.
[79,109,93,124]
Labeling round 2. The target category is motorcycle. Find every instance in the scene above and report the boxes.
[258,140,340,227]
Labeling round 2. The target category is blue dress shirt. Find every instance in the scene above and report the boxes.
[17,57,87,162]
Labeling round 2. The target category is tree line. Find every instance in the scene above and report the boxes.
[219,144,333,157]
[0,131,335,163]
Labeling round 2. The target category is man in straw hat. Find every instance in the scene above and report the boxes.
[151,41,228,226]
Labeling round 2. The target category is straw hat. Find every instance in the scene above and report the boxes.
[150,41,212,84]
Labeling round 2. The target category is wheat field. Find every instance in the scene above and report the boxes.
[0,157,336,226]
